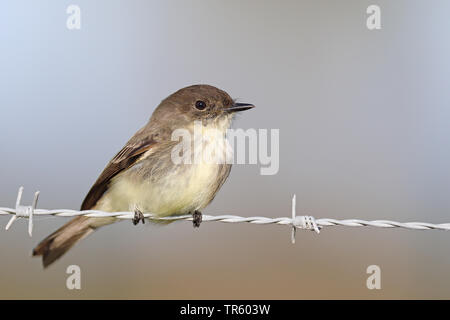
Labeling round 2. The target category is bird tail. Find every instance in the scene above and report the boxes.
[32,216,109,268]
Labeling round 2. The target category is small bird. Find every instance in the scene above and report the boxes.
[32,84,254,267]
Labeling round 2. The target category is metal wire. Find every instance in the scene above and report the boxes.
[1,187,450,241]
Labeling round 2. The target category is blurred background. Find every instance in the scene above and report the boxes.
[1,0,450,299]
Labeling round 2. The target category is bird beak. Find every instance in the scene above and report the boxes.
[225,102,255,113]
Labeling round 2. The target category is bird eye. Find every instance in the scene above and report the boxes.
[195,100,207,110]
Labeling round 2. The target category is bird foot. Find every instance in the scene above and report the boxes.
[132,209,145,225]
[192,210,202,228]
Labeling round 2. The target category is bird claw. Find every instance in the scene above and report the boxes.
[192,210,202,228]
[132,209,145,225]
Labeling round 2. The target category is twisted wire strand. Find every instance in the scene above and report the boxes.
[1,207,450,231]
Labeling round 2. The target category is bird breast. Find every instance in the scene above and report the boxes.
[95,119,233,216]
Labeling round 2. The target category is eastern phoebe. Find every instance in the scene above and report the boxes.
[32,84,254,268]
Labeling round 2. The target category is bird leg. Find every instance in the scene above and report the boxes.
[132,208,145,225]
[192,210,202,228]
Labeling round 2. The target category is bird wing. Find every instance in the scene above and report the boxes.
[81,136,157,210]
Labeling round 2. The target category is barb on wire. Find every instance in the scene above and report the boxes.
[1,187,450,243]
[5,186,39,237]
[291,194,321,244]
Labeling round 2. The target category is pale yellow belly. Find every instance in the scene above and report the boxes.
[93,162,221,216]
[94,121,232,215]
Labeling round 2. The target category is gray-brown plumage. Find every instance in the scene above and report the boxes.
[32,84,254,268]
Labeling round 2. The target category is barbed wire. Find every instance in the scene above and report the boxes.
[1,187,450,243]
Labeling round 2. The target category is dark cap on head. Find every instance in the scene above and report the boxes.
[150,84,254,129]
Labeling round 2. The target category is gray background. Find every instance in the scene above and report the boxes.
[1,0,450,298]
